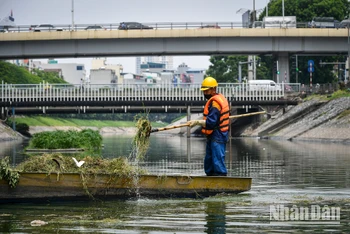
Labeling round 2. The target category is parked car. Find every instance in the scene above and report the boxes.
[199,24,221,29]
[84,25,106,30]
[339,19,350,28]
[30,24,63,32]
[118,22,153,30]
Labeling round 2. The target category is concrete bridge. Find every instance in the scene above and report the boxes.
[0,82,299,116]
[0,27,348,83]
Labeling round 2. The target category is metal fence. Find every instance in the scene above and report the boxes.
[2,21,325,33]
[0,81,291,103]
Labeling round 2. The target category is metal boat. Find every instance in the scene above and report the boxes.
[0,172,252,203]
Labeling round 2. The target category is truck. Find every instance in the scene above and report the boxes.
[262,16,297,28]
[0,11,15,33]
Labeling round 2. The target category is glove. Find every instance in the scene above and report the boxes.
[188,120,206,127]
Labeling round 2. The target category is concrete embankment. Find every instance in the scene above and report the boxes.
[1,99,349,143]
[0,122,24,142]
[246,97,350,143]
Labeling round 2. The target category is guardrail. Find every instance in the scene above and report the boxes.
[0,81,299,104]
[1,21,331,33]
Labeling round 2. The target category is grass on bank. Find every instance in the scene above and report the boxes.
[12,116,167,128]
[304,90,350,101]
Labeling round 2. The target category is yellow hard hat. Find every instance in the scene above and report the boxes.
[200,77,218,91]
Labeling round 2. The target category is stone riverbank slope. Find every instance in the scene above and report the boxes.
[0,122,24,142]
[244,97,350,143]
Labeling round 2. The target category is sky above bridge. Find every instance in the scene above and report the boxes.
[0,0,267,75]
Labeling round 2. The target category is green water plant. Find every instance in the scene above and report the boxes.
[0,157,20,188]
[27,129,102,150]
[131,114,152,162]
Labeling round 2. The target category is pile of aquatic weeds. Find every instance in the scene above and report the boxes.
[0,154,147,189]
[16,153,146,176]
[131,114,152,161]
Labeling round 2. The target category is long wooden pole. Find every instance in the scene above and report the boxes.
[150,111,266,133]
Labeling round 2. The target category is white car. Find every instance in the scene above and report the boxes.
[30,24,63,32]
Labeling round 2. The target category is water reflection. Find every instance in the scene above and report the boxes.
[0,139,26,166]
[1,135,350,232]
[205,202,226,234]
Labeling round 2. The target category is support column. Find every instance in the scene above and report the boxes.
[186,105,192,162]
[248,55,254,80]
[12,107,16,131]
[274,53,290,83]
[187,105,191,138]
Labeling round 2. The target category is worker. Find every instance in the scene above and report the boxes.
[188,77,230,176]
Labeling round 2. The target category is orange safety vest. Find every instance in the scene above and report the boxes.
[201,93,230,135]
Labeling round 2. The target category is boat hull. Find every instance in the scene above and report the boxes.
[0,173,252,202]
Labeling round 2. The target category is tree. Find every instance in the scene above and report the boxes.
[207,0,350,84]
[259,0,349,22]
[206,55,273,82]
[261,0,349,84]
[0,61,67,84]
[205,56,243,83]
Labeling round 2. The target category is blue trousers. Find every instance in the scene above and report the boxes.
[204,139,227,176]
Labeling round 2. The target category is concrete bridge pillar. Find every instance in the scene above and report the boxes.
[275,53,290,83]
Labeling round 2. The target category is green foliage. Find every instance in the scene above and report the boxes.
[0,61,66,84]
[260,0,349,22]
[28,129,103,150]
[262,0,349,84]
[329,90,350,100]
[0,157,20,188]
[5,119,30,136]
[207,0,350,84]
[132,114,152,161]
[0,61,41,84]
[206,56,240,82]
[33,69,67,84]
[206,56,272,82]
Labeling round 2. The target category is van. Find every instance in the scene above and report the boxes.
[310,17,335,28]
[248,80,281,91]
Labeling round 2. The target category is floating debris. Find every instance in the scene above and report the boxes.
[30,220,48,226]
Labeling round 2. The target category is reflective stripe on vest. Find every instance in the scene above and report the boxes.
[201,93,230,135]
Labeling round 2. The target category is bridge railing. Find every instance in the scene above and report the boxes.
[4,21,325,33]
[0,81,291,104]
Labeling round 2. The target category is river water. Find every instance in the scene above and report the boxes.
[1,134,350,233]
